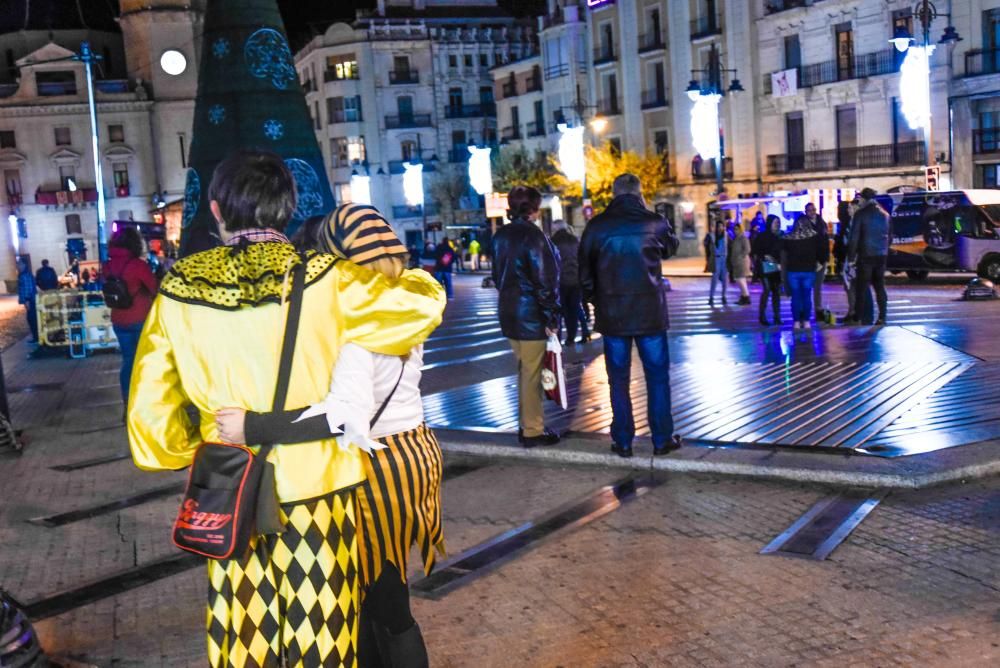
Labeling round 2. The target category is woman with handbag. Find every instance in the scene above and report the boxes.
[728,222,752,305]
[126,151,445,667]
[752,215,784,326]
[214,205,445,668]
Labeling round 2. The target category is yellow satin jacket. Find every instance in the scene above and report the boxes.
[126,242,446,503]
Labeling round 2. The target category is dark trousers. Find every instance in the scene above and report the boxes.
[559,285,589,343]
[113,322,144,405]
[24,299,37,342]
[603,332,673,448]
[854,257,888,322]
[759,272,781,322]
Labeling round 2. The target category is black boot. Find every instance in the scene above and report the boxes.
[373,623,429,668]
[772,302,782,326]
[758,298,769,325]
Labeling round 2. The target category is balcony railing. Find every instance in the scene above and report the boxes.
[641,90,669,110]
[114,184,130,198]
[501,125,522,141]
[35,188,99,205]
[690,15,722,40]
[597,98,622,116]
[593,46,617,66]
[692,157,733,180]
[392,204,438,219]
[388,160,438,175]
[545,63,569,79]
[384,114,432,129]
[965,48,1000,77]
[324,69,360,82]
[766,141,925,174]
[526,120,546,137]
[525,76,542,92]
[95,79,130,93]
[301,79,317,93]
[973,128,1000,155]
[763,48,899,93]
[37,82,77,96]
[444,103,496,119]
[764,0,808,14]
[638,32,665,54]
[388,69,419,85]
[501,81,518,97]
[330,110,363,124]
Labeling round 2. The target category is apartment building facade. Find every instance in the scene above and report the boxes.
[294,0,535,248]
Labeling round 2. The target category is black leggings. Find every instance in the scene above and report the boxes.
[358,564,415,666]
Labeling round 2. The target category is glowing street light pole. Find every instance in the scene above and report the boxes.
[77,42,109,263]
[890,1,962,167]
[687,45,743,199]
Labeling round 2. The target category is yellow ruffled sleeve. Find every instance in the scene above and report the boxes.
[126,297,200,471]
[338,264,446,356]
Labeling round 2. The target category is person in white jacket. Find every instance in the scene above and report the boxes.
[215,204,446,668]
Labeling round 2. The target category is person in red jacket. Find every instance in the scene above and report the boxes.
[104,227,157,405]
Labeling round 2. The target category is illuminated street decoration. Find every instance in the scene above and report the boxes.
[690,93,722,160]
[557,124,585,185]
[350,173,372,205]
[468,145,493,196]
[587,0,615,8]
[900,44,935,131]
[8,215,19,254]
[403,162,424,207]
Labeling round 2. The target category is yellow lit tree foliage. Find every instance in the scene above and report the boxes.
[553,143,670,210]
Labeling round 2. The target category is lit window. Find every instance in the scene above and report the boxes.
[347,136,366,163]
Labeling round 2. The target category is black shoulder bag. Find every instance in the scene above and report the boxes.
[172,256,306,560]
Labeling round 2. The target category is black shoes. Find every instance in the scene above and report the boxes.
[520,428,560,448]
[737,296,752,306]
[654,435,683,456]
[758,316,770,326]
[610,442,633,458]
[373,623,429,668]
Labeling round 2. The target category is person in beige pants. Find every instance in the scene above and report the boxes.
[491,186,562,448]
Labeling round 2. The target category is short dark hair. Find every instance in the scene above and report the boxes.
[110,226,144,259]
[506,185,542,221]
[209,150,296,232]
[41,259,49,266]
[860,187,877,201]
[612,173,642,197]
[290,214,325,253]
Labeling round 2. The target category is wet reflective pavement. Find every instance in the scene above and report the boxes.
[422,274,1000,457]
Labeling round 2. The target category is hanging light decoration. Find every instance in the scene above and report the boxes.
[556,124,585,185]
[690,93,722,160]
[402,162,424,207]
[467,145,493,196]
[349,172,372,205]
[900,44,935,131]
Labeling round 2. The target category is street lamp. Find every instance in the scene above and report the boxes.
[349,162,373,205]
[889,1,962,167]
[688,45,743,199]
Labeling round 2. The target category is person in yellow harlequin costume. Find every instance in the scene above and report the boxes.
[126,150,445,668]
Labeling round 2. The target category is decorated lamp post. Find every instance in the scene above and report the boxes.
[686,45,743,198]
[889,1,961,169]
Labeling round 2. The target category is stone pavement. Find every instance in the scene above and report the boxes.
[0,272,997,666]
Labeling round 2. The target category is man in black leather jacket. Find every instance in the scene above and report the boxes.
[492,186,561,447]
[579,173,680,458]
[847,187,891,325]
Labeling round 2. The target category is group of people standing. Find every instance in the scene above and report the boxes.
[705,187,891,329]
[492,174,683,458]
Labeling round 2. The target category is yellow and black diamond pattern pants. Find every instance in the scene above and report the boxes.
[206,490,359,667]
[357,423,445,588]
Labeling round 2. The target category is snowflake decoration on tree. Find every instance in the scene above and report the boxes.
[181,169,200,229]
[208,104,226,125]
[263,119,284,140]
[212,38,231,60]
[244,28,297,89]
[284,159,324,221]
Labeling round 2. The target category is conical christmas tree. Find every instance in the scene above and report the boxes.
[179,0,334,255]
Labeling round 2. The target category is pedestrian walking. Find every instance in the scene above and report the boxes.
[468,237,481,271]
[214,203,447,668]
[492,185,561,448]
[434,237,456,299]
[781,214,827,330]
[835,201,858,321]
[34,259,58,291]
[729,222,752,305]
[126,150,444,668]
[707,219,729,306]
[551,221,591,345]
[579,173,681,458]
[103,227,158,406]
[453,238,466,273]
[752,214,783,326]
[16,259,37,343]
[796,202,830,318]
[847,187,891,325]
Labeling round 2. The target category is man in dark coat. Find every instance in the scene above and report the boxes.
[847,187,891,325]
[492,186,561,447]
[551,220,591,345]
[579,173,681,458]
[34,259,59,291]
